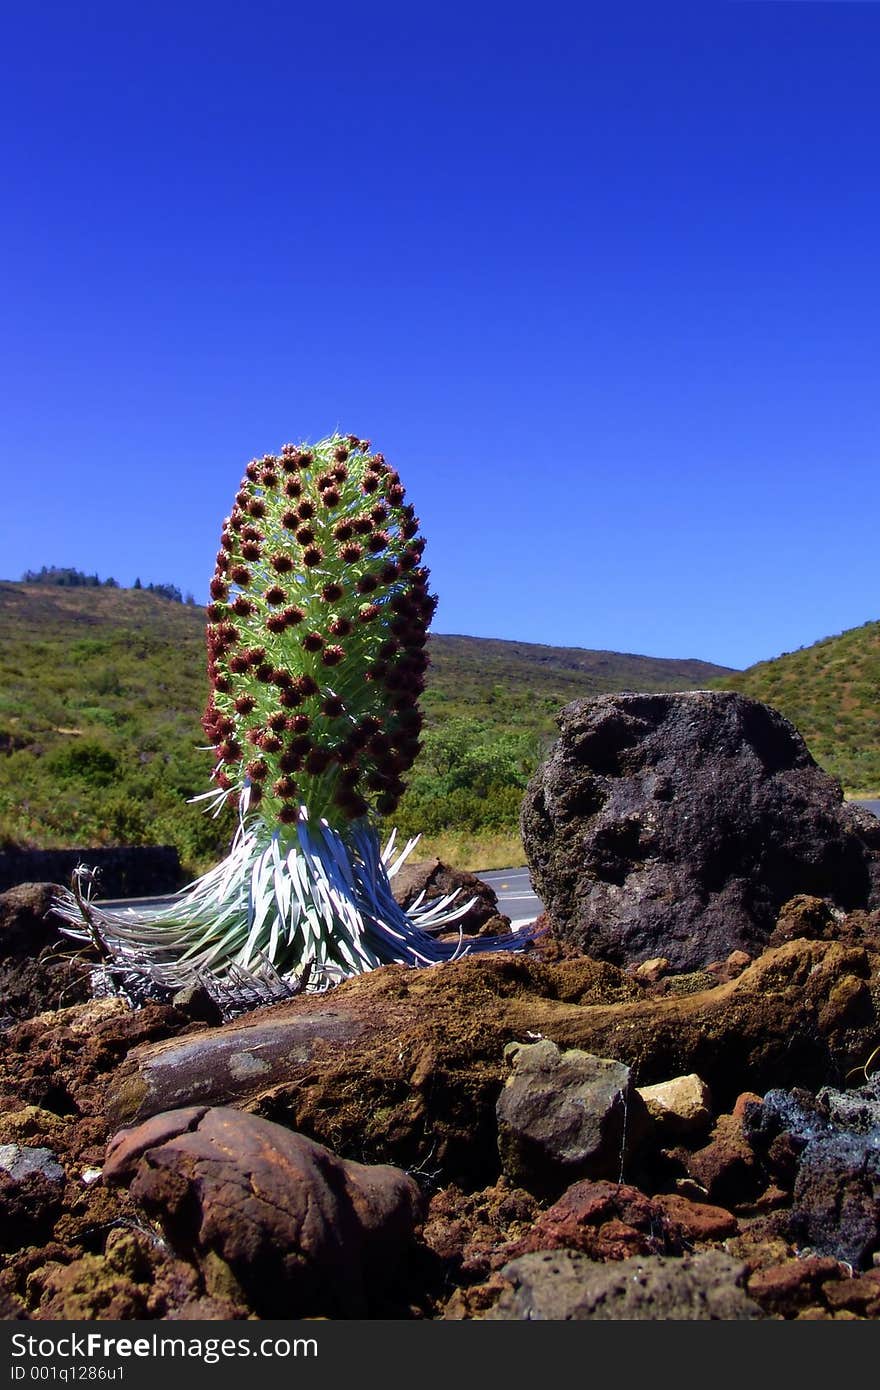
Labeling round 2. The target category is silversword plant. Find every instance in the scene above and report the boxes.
[57,434,527,1008]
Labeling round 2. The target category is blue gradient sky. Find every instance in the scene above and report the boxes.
[3,2,878,670]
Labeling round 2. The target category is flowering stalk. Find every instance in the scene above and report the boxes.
[56,434,527,1009]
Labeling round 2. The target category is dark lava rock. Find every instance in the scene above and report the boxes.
[0,883,91,1021]
[480,1248,761,1320]
[391,857,503,934]
[104,1105,424,1318]
[520,691,880,971]
[745,1079,880,1269]
[0,1169,65,1252]
[496,1039,651,1195]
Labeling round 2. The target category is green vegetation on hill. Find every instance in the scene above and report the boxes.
[0,583,234,870]
[0,581,734,873]
[712,619,880,797]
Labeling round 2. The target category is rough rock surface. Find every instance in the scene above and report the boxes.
[106,937,880,1176]
[498,1179,682,1261]
[104,1105,424,1318]
[480,1248,761,1320]
[520,691,880,971]
[496,1040,651,1194]
[0,883,91,1022]
[745,1080,880,1269]
[0,1145,65,1184]
[682,1092,764,1206]
[390,858,503,934]
[637,1073,713,1137]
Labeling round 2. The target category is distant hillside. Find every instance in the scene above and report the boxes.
[713,619,880,796]
[0,580,734,870]
[424,633,732,729]
[0,582,229,870]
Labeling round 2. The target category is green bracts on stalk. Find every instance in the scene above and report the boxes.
[56,434,528,1011]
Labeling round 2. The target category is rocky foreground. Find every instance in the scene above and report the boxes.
[1,880,880,1321]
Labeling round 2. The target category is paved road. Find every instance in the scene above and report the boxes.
[478,867,543,928]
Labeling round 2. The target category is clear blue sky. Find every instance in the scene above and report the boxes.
[3,1,878,671]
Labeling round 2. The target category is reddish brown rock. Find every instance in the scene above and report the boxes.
[651,1192,738,1241]
[104,1105,424,1318]
[632,957,669,985]
[705,951,753,984]
[501,1180,681,1262]
[685,1094,764,1206]
[747,1256,842,1317]
[422,1181,539,1284]
[822,1269,880,1315]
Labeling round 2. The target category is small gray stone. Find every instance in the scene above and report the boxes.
[171,984,222,1026]
[0,1145,65,1184]
[496,1038,651,1195]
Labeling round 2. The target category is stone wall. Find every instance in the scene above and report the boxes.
[0,845,183,898]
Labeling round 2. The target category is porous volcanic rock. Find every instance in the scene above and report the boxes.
[478,1248,761,1320]
[498,1179,682,1262]
[520,691,880,971]
[744,1079,880,1269]
[104,1106,424,1318]
[682,1093,763,1206]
